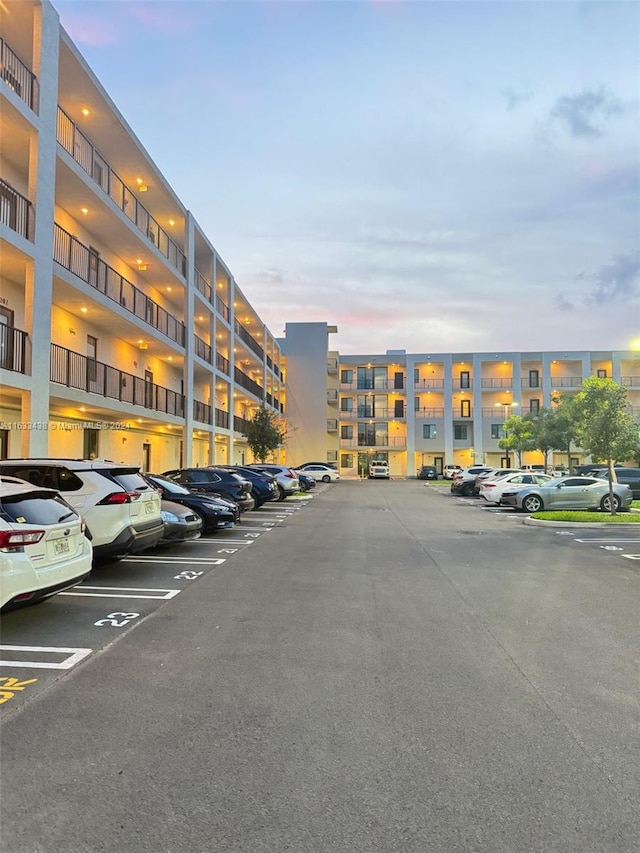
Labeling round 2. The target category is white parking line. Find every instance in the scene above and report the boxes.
[0,645,92,670]
[60,586,181,600]
[185,539,253,545]
[575,538,640,543]
[121,555,225,564]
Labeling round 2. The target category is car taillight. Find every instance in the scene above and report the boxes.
[286,470,296,478]
[0,529,45,551]
[98,491,141,505]
[483,483,496,488]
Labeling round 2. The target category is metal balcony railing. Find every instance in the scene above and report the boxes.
[233,415,251,435]
[339,407,405,419]
[193,399,212,425]
[414,379,445,389]
[215,408,229,429]
[216,352,230,375]
[0,325,30,374]
[194,334,212,364]
[194,269,212,303]
[480,378,513,388]
[414,407,445,418]
[50,344,185,416]
[521,377,541,389]
[53,224,185,346]
[1,38,37,110]
[621,376,640,387]
[356,436,406,448]
[216,295,230,323]
[0,178,34,240]
[56,107,187,276]
[234,320,264,359]
[234,366,264,400]
[550,377,583,388]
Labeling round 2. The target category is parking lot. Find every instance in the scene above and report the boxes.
[2,480,639,853]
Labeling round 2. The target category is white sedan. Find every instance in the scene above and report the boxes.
[294,465,340,483]
[479,472,552,505]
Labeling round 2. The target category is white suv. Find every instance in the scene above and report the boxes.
[0,479,92,610]
[0,460,163,561]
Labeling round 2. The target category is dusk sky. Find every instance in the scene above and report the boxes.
[53,0,640,355]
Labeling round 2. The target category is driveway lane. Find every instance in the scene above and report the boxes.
[1,481,638,852]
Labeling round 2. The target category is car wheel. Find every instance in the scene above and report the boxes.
[461,483,475,496]
[321,475,331,483]
[600,494,621,512]
[522,495,543,513]
[277,484,286,501]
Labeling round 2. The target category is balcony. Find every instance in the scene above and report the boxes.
[327,419,338,431]
[414,407,445,418]
[194,334,212,364]
[50,343,185,417]
[234,366,264,400]
[415,379,444,390]
[1,38,37,110]
[56,107,187,276]
[521,377,541,389]
[550,377,583,388]
[215,408,229,429]
[53,224,186,346]
[452,407,474,418]
[327,389,338,403]
[327,358,338,373]
[194,269,212,303]
[622,376,640,388]
[234,320,264,359]
[481,377,513,388]
[216,352,230,375]
[193,399,212,425]
[216,295,230,323]
[0,178,33,240]
[356,436,406,448]
[0,325,30,375]
[482,407,514,419]
[452,380,474,391]
[233,415,250,436]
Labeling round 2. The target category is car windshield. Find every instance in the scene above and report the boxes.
[150,476,192,496]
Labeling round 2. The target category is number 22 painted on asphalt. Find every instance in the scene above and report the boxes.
[94,611,140,627]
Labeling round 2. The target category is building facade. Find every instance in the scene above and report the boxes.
[0,0,285,471]
[280,324,640,477]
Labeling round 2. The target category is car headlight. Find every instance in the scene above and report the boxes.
[161,510,180,523]
[203,502,224,510]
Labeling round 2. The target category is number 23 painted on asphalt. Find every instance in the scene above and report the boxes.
[94,611,140,628]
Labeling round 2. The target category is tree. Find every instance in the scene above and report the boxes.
[531,402,580,470]
[498,414,537,466]
[571,377,640,515]
[245,405,285,463]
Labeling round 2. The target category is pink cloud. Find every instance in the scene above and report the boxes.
[59,13,120,47]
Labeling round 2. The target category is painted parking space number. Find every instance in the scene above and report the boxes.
[0,676,38,704]
[173,570,204,580]
[94,611,140,628]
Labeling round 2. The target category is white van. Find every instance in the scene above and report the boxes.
[368,463,390,479]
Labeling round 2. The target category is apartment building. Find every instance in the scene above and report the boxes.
[280,324,640,477]
[0,0,285,471]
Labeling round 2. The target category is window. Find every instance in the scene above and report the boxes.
[340,369,353,384]
[454,425,468,440]
[414,368,419,383]
[460,370,470,389]
[83,429,99,460]
[357,366,387,389]
[529,369,539,388]
[340,397,353,412]
[341,425,353,439]
[423,424,436,439]
[529,398,540,414]
[597,369,607,378]
[491,424,503,439]
[460,399,471,418]
[340,453,353,469]
[414,396,420,411]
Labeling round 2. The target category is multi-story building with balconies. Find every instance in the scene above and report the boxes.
[0,0,285,470]
[279,324,640,477]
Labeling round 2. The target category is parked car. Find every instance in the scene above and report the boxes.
[215,465,278,508]
[246,464,300,500]
[296,471,316,492]
[500,476,632,513]
[146,476,240,531]
[417,465,439,480]
[0,459,163,561]
[586,467,640,500]
[0,479,92,611]
[473,468,523,495]
[368,463,390,479]
[479,472,553,505]
[442,465,463,479]
[295,464,340,483]
[450,466,495,496]
[157,500,202,545]
[160,468,255,513]
[296,461,338,470]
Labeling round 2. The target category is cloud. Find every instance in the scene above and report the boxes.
[502,87,533,112]
[59,12,120,47]
[586,250,640,303]
[555,293,574,311]
[550,87,624,138]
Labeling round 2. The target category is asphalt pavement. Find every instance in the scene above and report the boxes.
[1,482,639,852]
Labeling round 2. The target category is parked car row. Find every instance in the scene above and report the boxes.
[0,458,333,612]
[449,464,634,512]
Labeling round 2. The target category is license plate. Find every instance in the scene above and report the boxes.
[144,502,156,514]
[54,539,70,555]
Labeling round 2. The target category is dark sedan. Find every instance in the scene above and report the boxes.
[417,465,439,480]
[146,474,239,531]
[297,471,316,492]
[162,468,255,513]
[216,465,278,508]
[157,499,203,544]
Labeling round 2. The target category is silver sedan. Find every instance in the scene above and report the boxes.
[500,476,633,513]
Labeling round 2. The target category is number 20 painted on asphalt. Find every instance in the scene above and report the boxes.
[94,611,140,628]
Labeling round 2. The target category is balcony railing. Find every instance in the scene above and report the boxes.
[215,408,229,429]
[521,378,541,389]
[0,178,33,240]
[482,407,514,418]
[194,269,212,303]
[234,320,264,359]
[480,378,513,388]
[1,38,37,110]
[233,415,251,435]
[216,295,230,323]
[340,380,405,391]
[339,407,405,419]
[452,380,474,390]
[0,325,30,375]
[234,366,264,399]
[193,399,212,425]
[550,377,583,388]
[415,379,444,389]
[452,408,474,418]
[414,407,445,418]
[50,344,185,416]
[622,376,640,387]
[216,352,230,375]
[53,224,186,347]
[356,436,406,448]
[56,107,187,276]
[194,334,212,364]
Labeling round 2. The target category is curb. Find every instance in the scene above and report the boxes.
[523,517,640,529]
